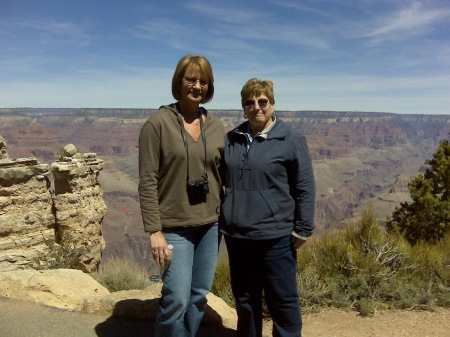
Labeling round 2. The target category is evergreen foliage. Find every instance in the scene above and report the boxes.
[386,138,449,244]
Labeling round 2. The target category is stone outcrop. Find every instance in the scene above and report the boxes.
[0,269,109,310]
[0,157,54,271]
[0,141,106,272]
[0,269,238,329]
[0,135,8,159]
[52,145,107,273]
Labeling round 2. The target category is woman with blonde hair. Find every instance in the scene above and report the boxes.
[139,55,224,336]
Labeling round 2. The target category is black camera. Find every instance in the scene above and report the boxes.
[187,180,209,198]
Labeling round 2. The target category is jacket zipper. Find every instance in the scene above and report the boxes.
[234,130,252,179]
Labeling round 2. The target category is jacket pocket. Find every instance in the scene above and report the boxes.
[259,189,295,229]
[221,188,277,229]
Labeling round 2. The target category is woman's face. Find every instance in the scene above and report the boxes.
[179,66,209,106]
[243,94,275,132]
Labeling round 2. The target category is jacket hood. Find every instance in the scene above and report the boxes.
[160,103,208,118]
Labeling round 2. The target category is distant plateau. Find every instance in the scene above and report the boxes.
[1,108,448,263]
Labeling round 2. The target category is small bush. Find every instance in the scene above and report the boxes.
[297,268,328,313]
[92,255,152,292]
[35,231,86,270]
[354,298,375,317]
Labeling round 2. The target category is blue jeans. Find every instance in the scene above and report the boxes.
[155,223,219,337]
[225,235,302,337]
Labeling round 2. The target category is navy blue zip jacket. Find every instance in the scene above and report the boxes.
[220,118,315,240]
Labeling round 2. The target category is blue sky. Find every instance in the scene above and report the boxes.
[1,0,449,114]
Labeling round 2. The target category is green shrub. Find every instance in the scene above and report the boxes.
[297,268,328,313]
[295,207,449,315]
[354,297,375,317]
[35,231,86,270]
[199,207,449,316]
[92,255,152,292]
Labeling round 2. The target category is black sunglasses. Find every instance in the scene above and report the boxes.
[243,99,269,108]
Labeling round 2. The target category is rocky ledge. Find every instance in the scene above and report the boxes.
[0,269,237,329]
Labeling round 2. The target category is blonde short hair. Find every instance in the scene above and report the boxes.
[241,78,275,107]
[172,55,214,104]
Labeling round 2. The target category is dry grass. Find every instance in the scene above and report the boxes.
[91,255,153,292]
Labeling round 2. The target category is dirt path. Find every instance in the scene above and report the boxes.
[1,297,448,337]
[290,308,449,337]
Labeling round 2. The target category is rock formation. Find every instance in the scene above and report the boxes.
[0,269,237,329]
[0,157,54,271]
[0,141,106,273]
[0,269,109,310]
[52,145,107,273]
[0,135,8,159]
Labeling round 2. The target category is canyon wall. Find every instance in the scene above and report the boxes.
[0,108,448,265]
[0,142,106,272]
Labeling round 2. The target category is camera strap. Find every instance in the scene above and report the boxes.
[177,109,208,183]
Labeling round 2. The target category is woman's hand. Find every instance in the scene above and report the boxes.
[150,231,172,266]
[291,236,307,249]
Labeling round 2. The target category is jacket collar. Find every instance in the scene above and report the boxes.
[233,117,285,141]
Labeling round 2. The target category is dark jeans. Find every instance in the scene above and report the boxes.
[225,235,302,337]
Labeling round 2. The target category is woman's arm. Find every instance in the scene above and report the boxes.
[291,133,316,239]
[138,121,162,233]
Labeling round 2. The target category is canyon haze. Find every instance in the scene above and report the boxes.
[1,108,448,266]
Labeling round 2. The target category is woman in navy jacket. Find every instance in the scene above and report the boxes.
[221,78,315,337]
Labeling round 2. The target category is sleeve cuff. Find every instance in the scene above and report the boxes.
[292,231,310,241]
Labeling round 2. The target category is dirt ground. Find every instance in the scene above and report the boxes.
[0,296,448,337]
[265,307,450,337]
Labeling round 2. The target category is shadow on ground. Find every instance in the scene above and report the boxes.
[0,296,237,337]
[95,317,236,337]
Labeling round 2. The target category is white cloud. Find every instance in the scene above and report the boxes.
[131,19,187,41]
[9,17,92,47]
[264,0,334,18]
[363,2,450,43]
[186,2,261,24]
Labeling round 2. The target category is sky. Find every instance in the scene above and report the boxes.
[1,0,449,114]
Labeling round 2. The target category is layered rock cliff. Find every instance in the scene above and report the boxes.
[0,157,54,271]
[0,141,107,272]
[52,145,107,272]
[1,108,448,262]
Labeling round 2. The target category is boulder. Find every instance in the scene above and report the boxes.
[81,284,162,316]
[205,292,238,329]
[57,143,79,159]
[0,269,109,310]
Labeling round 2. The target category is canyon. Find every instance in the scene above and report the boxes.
[0,108,448,266]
